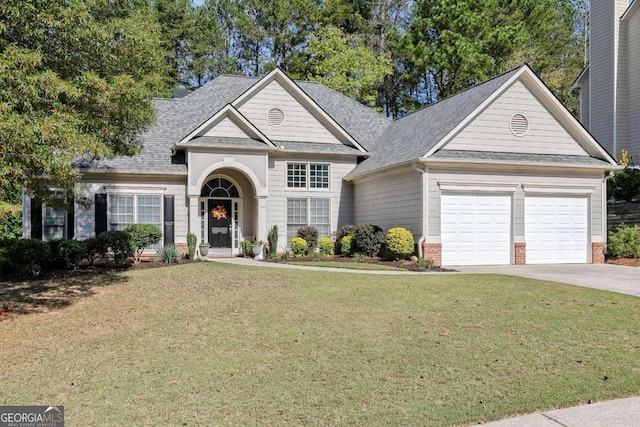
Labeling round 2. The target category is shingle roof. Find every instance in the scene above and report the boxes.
[188,136,270,150]
[346,67,522,179]
[272,140,364,155]
[429,150,613,167]
[79,75,390,174]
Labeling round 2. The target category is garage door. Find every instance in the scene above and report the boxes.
[441,193,512,265]
[525,196,588,264]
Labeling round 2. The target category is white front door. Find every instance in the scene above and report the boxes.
[525,196,588,264]
[441,193,512,266]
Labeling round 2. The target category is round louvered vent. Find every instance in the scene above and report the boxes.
[510,113,529,136]
[267,108,285,127]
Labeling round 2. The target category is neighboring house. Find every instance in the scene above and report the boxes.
[23,65,618,266]
[574,0,640,162]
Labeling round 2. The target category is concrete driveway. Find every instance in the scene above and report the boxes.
[453,264,640,297]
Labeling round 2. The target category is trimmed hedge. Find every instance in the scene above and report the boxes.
[385,227,415,260]
[608,225,640,259]
[125,224,162,261]
[318,237,333,256]
[291,237,307,258]
[297,226,319,254]
[355,224,384,257]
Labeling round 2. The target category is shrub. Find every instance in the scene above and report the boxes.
[46,238,67,268]
[355,224,384,257]
[158,245,179,264]
[608,167,640,202]
[98,231,133,266]
[241,239,252,257]
[0,238,18,274]
[186,232,197,260]
[11,239,51,276]
[335,225,357,255]
[291,237,307,258]
[318,237,333,256]
[59,240,87,269]
[0,208,22,240]
[297,226,319,254]
[267,225,278,258]
[417,258,435,270]
[83,237,106,265]
[124,224,162,261]
[385,227,415,260]
[608,225,640,258]
[340,235,355,257]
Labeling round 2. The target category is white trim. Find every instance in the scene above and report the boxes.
[231,68,368,153]
[191,158,267,197]
[104,185,166,194]
[176,104,275,147]
[522,185,595,195]
[438,181,518,193]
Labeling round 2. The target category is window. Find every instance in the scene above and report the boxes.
[44,207,66,240]
[309,164,329,189]
[287,163,307,188]
[286,198,331,244]
[109,195,162,241]
[287,163,330,189]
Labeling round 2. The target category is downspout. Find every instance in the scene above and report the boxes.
[412,162,427,258]
[603,171,615,255]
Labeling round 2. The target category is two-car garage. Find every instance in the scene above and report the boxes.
[440,192,589,266]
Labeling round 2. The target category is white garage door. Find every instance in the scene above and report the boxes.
[441,193,512,266]
[525,196,588,264]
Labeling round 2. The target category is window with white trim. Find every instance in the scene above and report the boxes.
[286,198,331,244]
[109,194,163,248]
[287,163,329,189]
[44,206,66,240]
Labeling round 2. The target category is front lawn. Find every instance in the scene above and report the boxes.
[282,260,406,271]
[1,263,640,426]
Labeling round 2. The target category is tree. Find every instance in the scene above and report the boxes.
[0,0,165,205]
[307,26,392,108]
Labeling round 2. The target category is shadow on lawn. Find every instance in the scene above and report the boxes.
[0,271,128,320]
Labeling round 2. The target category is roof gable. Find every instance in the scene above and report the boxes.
[177,104,274,147]
[232,68,367,153]
[441,80,590,156]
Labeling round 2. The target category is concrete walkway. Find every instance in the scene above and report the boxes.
[479,395,640,426]
[212,257,640,426]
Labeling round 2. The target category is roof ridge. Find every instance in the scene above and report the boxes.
[392,65,525,123]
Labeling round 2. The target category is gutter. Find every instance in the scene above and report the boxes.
[411,162,427,259]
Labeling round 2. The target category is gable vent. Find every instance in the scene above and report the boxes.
[510,113,529,137]
[267,108,285,127]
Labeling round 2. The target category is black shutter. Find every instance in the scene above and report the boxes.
[164,195,175,245]
[31,198,42,240]
[95,194,108,236]
[67,201,75,239]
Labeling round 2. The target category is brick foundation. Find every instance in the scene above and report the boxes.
[515,243,526,265]
[422,243,442,267]
[592,242,605,264]
[175,243,188,256]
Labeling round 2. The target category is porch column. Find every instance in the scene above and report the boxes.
[188,195,199,242]
[256,196,267,241]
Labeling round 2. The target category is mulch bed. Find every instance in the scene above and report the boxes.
[606,258,640,267]
[265,255,453,272]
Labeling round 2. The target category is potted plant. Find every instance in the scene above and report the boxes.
[251,240,263,257]
[241,240,252,257]
[199,241,209,257]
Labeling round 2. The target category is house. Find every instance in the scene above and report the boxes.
[573,0,640,162]
[23,65,618,266]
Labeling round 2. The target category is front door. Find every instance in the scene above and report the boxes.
[208,199,232,248]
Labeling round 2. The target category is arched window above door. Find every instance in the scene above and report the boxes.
[201,178,239,198]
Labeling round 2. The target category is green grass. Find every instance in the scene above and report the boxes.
[283,260,405,270]
[2,263,640,426]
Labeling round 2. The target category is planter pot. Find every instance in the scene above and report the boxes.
[199,245,210,257]
[251,244,263,257]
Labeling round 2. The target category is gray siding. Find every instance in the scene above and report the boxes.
[588,0,628,156]
[622,6,640,158]
[580,73,590,130]
[353,168,422,237]
[75,175,188,242]
[237,79,342,144]
[426,168,604,243]
[265,155,356,250]
[447,81,589,156]
[204,117,251,138]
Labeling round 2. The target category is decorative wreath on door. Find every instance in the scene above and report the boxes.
[211,205,227,220]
